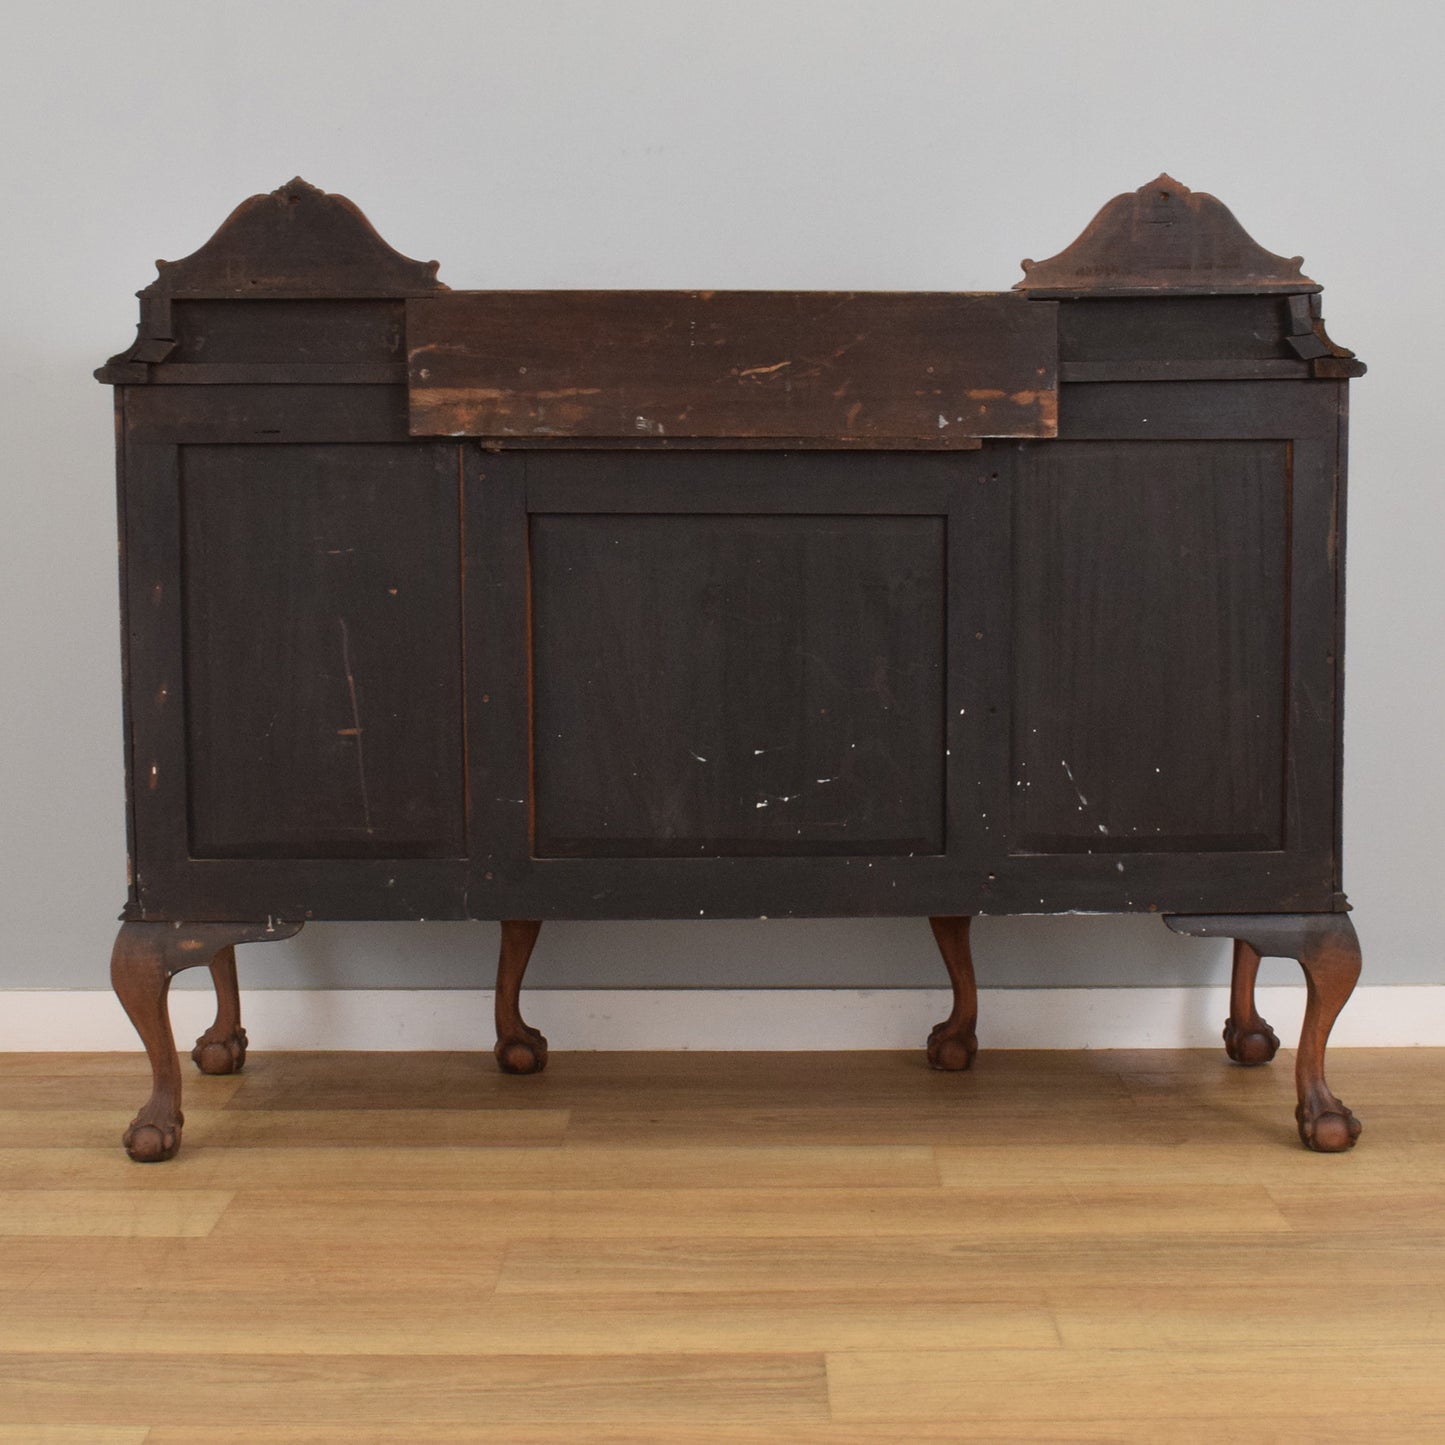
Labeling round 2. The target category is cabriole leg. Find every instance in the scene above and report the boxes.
[926,915,978,1071]
[1223,938,1281,1065]
[495,919,547,1075]
[1292,916,1363,1153]
[111,919,302,1162]
[191,944,247,1075]
[1164,912,1362,1152]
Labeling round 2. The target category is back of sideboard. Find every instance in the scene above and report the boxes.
[100,177,1361,926]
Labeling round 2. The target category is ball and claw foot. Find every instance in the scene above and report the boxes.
[1297,1097,1362,1153]
[496,1025,548,1075]
[123,1107,183,1163]
[1223,1015,1280,1067]
[926,1021,978,1072]
[192,1025,248,1076]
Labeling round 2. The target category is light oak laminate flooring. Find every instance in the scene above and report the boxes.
[0,1047,1442,1441]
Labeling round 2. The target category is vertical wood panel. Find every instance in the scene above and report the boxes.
[1009,438,1289,854]
[181,443,466,859]
[530,511,946,858]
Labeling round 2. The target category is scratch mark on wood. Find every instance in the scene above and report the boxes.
[337,617,375,835]
[1061,759,1090,809]
[737,360,792,380]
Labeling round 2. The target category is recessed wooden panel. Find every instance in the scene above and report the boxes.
[1057,297,1292,363]
[180,443,466,858]
[529,505,947,858]
[407,291,1057,443]
[1009,439,1288,854]
[168,300,406,364]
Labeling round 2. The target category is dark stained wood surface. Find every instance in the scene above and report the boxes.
[1008,437,1288,855]
[466,448,1011,922]
[406,291,1058,443]
[530,511,946,858]
[1016,174,1319,297]
[125,383,413,445]
[1057,296,1295,362]
[101,186,1354,925]
[166,299,407,364]
[97,178,444,384]
[180,442,467,861]
[143,177,444,299]
[93,176,1369,1157]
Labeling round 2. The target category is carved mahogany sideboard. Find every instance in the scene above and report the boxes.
[97,175,1368,1160]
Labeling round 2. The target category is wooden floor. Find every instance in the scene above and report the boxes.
[0,1046,1443,1441]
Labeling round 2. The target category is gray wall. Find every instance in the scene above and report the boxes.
[1,1,1440,994]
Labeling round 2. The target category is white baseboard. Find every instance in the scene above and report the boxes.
[2,985,1442,1051]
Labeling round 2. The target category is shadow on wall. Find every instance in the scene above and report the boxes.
[173,913,1237,992]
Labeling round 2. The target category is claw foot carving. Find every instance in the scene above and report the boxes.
[496,1025,549,1075]
[111,919,301,1162]
[123,1106,184,1164]
[1165,913,1363,1151]
[1297,1095,1362,1153]
[494,920,547,1076]
[1222,1015,1280,1067]
[926,1019,978,1072]
[926,916,978,1072]
[1221,939,1280,1067]
[192,1025,249,1075]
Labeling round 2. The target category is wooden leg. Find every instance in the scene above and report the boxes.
[1292,916,1364,1153]
[111,919,302,1162]
[190,945,248,1075]
[926,915,978,1071]
[1223,938,1281,1066]
[1164,913,1362,1152]
[495,919,547,1075]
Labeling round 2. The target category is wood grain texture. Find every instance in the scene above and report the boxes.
[1016,173,1318,297]
[0,1353,828,1429]
[529,509,946,858]
[0,1190,232,1237]
[826,1346,1445,1423]
[3,1049,1444,1436]
[0,1431,150,1444]
[144,177,443,300]
[135,1427,1445,1445]
[179,442,466,861]
[0,1143,941,1193]
[0,1291,1055,1358]
[407,291,1057,442]
[1009,438,1288,854]
[205,1184,1289,1243]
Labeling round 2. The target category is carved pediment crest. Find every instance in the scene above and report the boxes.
[1016,175,1318,296]
[140,177,445,298]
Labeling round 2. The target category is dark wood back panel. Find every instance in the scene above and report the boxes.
[167,300,406,365]
[468,447,1007,920]
[180,442,466,860]
[100,178,1361,924]
[530,507,946,857]
[1008,438,1288,854]
[407,292,1058,443]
